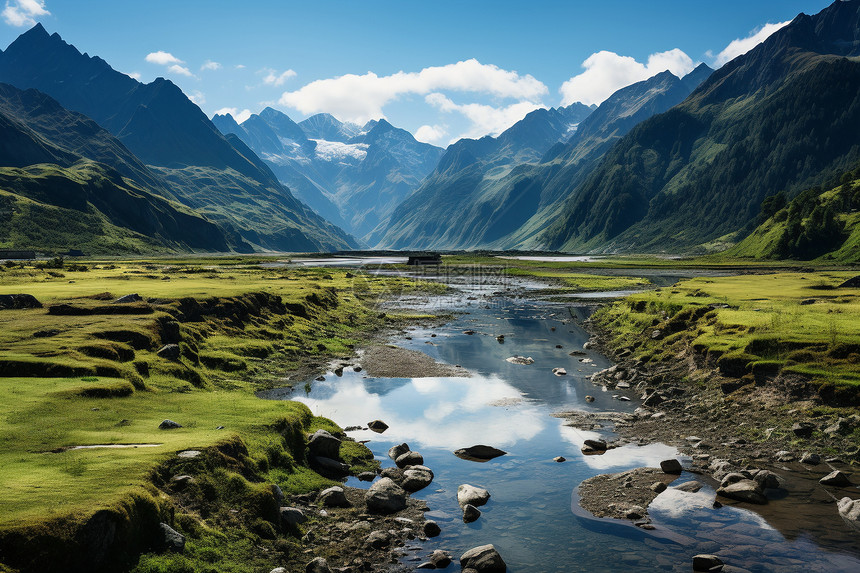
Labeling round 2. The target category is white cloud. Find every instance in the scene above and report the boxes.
[214,107,252,123]
[201,60,221,71]
[560,49,695,106]
[312,140,369,162]
[279,59,547,124]
[167,64,194,77]
[126,71,141,80]
[145,51,183,66]
[187,90,205,106]
[711,21,790,67]
[414,124,448,145]
[235,64,246,70]
[427,92,544,141]
[263,68,297,87]
[2,0,49,27]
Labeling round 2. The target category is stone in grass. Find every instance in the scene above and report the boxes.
[460,544,507,572]
[463,503,482,523]
[307,429,341,459]
[820,470,853,487]
[158,419,182,430]
[660,459,683,474]
[157,344,181,360]
[158,522,185,552]
[280,507,307,527]
[305,557,332,573]
[692,554,724,572]
[114,293,143,303]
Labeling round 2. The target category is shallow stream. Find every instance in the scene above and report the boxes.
[263,268,860,572]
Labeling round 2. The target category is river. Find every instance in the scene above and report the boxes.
[264,265,860,572]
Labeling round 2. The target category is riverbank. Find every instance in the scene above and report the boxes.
[562,270,860,556]
[0,259,446,573]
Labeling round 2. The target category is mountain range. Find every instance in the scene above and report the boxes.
[377,65,711,249]
[541,0,860,253]
[0,24,356,253]
[213,109,444,244]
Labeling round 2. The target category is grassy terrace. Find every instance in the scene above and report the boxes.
[593,271,860,399]
[0,260,440,572]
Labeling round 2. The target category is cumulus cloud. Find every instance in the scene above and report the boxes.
[235,64,246,70]
[145,51,183,66]
[279,59,547,124]
[263,68,297,87]
[560,49,695,106]
[427,92,544,141]
[201,60,221,71]
[2,0,49,27]
[710,21,790,67]
[414,124,448,145]
[167,64,194,77]
[187,90,205,106]
[214,107,252,123]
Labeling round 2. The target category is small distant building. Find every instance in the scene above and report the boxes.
[0,250,36,260]
[407,253,442,265]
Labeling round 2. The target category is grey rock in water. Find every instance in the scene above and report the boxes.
[388,443,410,461]
[307,429,341,459]
[365,477,407,514]
[462,503,482,523]
[553,456,566,463]
[460,544,507,572]
[157,344,181,360]
[752,469,782,490]
[820,470,853,487]
[692,554,724,572]
[837,497,860,532]
[318,486,350,507]
[159,522,185,552]
[674,480,703,493]
[717,479,767,504]
[395,450,424,468]
[800,452,821,465]
[158,419,182,430]
[505,355,534,365]
[430,550,452,568]
[305,557,332,573]
[454,444,507,460]
[660,459,683,474]
[357,471,377,482]
[401,465,434,492]
[367,419,389,433]
[458,484,490,507]
[423,520,441,537]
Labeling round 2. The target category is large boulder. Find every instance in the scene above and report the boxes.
[460,544,507,572]
[660,459,683,474]
[820,470,853,487]
[837,497,860,532]
[458,484,490,508]
[454,445,507,461]
[0,294,42,310]
[318,486,350,507]
[306,557,332,573]
[462,504,481,523]
[158,522,185,552]
[395,450,424,468]
[692,554,724,572]
[388,443,410,461]
[157,344,181,360]
[716,479,767,504]
[280,507,307,527]
[401,465,434,492]
[365,477,407,514]
[308,429,341,459]
[367,419,389,433]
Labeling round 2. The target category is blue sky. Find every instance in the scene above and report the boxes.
[0,0,836,145]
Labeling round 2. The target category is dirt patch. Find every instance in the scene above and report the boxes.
[359,345,470,379]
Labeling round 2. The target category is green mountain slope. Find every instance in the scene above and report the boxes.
[378,65,710,250]
[542,0,860,253]
[0,82,229,253]
[726,165,860,263]
[0,25,356,252]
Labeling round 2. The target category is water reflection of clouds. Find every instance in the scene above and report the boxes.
[650,488,776,531]
[557,425,678,470]
[293,374,546,450]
